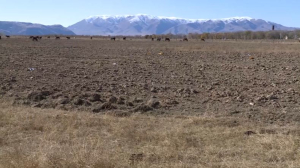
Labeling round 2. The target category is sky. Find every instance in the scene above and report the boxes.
[0,0,299,27]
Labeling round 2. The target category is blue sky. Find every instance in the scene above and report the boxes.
[0,0,299,27]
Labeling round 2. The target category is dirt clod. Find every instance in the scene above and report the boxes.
[147,98,160,108]
[134,105,153,112]
[27,91,51,102]
[126,101,134,107]
[73,98,84,106]
[89,93,101,102]
[108,96,118,103]
[57,98,70,105]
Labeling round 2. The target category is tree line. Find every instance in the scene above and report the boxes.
[2,30,300,40]
[143,30,300,40]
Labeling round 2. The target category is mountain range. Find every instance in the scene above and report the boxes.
[0,15,297,36]
[0,21,75,36]
[68,14,296,35]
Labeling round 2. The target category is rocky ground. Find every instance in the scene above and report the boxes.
[1,38,300,124]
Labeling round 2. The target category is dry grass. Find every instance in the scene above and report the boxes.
[1,100,300,168]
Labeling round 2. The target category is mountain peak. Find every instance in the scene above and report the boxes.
[85,14,253,23]
[68,14,293,35]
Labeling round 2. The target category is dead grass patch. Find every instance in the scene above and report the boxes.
[0,101,300,167]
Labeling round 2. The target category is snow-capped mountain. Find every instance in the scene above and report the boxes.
[68,14,296,35]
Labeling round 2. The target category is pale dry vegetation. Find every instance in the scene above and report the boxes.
[1,100,300,168]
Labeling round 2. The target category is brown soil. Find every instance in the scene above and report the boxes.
[1,38,300,124]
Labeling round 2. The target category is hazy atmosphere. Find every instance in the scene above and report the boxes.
[0,0,299,27]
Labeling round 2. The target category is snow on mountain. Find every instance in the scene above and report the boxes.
[68,14,295,35]
[85,14,253,24]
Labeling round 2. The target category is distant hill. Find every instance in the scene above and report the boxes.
[0,21,75,35]
[68,14,297,35]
